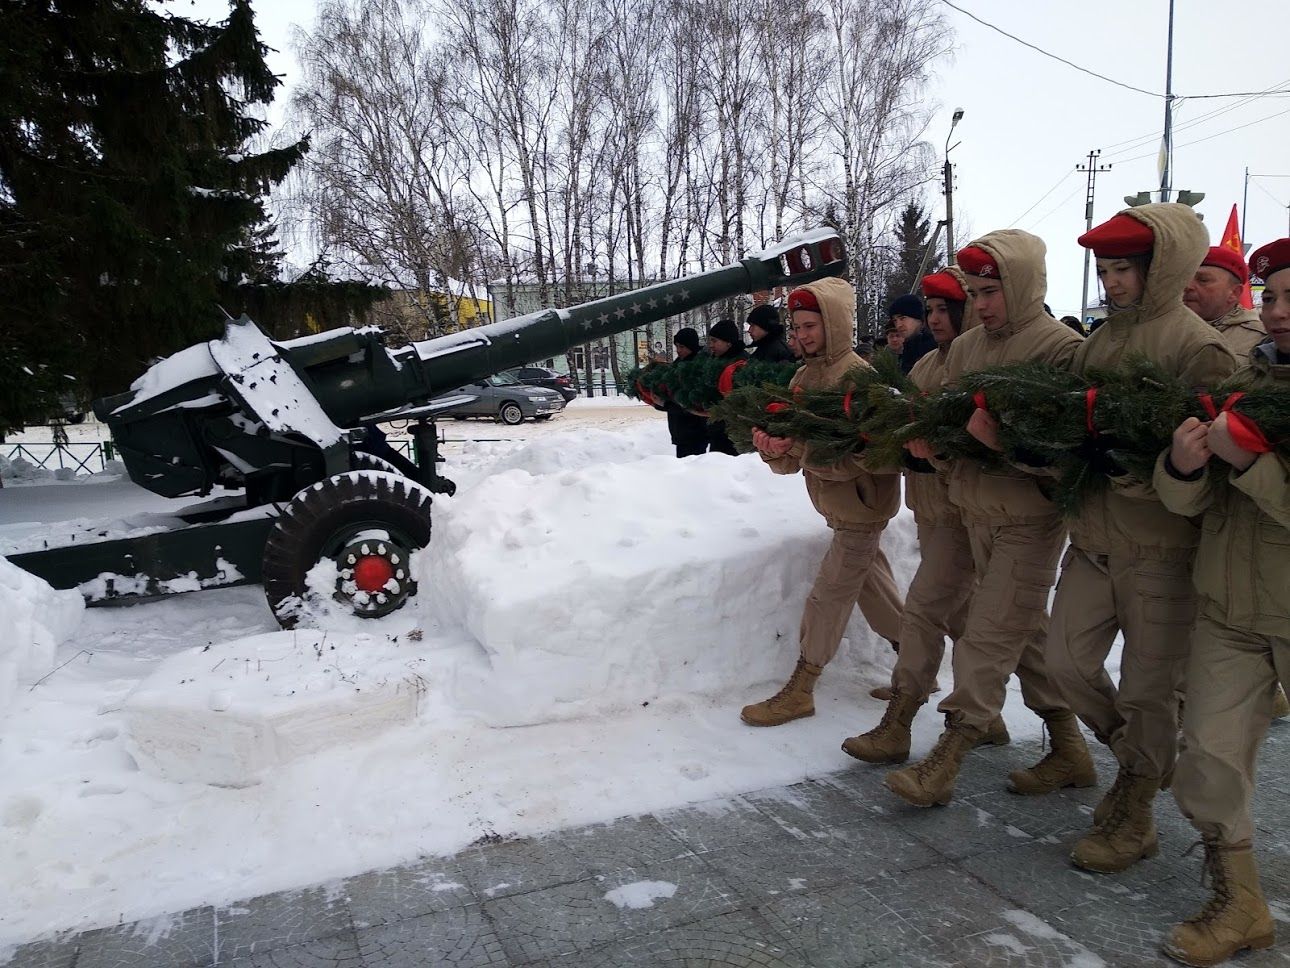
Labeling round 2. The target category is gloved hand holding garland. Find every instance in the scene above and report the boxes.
[631,351,1290,515]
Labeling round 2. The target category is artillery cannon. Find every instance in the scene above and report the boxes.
[10,230,846,624]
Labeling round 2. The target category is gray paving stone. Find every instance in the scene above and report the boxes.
[652,796,790,854]
[881,791,1036,860]
[456,834,592,902]
[759,878,925,967]
[795,813,943,880]
[557,815,694,876]
[532,910,805,967]
[215,887,351,962]
[341,858,472,929]
[962,787,1092,842]
[74,908,216,967]
[0,935,77,968]
[865,916,1105,968]
[743,780,874,835]
[693,837,853,903]
[218,932,363,968]
[1047,892,1188,967]
[352,905,509,966]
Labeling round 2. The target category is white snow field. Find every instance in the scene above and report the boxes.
[0,399,1052,956]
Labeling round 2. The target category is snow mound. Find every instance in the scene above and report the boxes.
[123,629,429,787]
[423,452,908,726]
[479,425,671,479]
[0,557,84,712]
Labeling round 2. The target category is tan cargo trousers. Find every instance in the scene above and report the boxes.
[890,521,974,701]
[938,518,1070,730]
[1047,547,1194,780]
[799,526,904,667]
[1173,611,1290,846]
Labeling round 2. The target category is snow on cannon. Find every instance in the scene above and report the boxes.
[10,230,846,625]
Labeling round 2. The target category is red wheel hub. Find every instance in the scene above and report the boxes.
[353,555,395,593]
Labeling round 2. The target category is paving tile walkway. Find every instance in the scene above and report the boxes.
[10,727,1290,967]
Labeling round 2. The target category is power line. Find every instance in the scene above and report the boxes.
[1100,80,1288,155]
[1023,183,1084,232]
[1112,105,1290,164]
[939,0,1290,101]
[1008,169,1078,227]
[1252,180,1288,208]
[938,0,1159,97]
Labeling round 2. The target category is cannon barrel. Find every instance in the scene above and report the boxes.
[93,230,846,501]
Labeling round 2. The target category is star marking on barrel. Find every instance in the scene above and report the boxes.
[647,297,658,310]
[614,307,627,320]
[597,312,610,325]
[663,293,674,305]
[630,302,642,314]
[678,289,691,301]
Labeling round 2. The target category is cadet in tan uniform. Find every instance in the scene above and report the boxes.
[842,268,1010,763]
[1045,205,1237,875]
[741,278,904,727]
[883,231,1095,807]
[1183,246,1267,358]
[1153,237,1290,967]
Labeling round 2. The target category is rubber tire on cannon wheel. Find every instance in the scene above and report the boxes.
[262,471,433,627]
[498,402,524,426]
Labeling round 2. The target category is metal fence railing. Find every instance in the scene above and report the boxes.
[2,441,114,475]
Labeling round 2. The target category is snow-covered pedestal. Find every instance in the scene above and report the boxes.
[123,630,428,787]
[0,557,85,711]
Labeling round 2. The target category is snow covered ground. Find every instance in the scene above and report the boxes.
[0,398,1060,956]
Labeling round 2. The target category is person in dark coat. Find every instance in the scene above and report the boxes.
[705,319,748,455]
[746,305,795,362]
[666,328,709,458]
[889,293,936,375]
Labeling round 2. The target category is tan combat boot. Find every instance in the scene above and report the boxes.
[842,691,924,764]
[1163,840,1275,967]
[1093,768,1129,826]
[884,721,982,807]
[740,658,823,727]
[977,716,1011,747]
[1273,684,1290,719]
[1070,774,1159,873]
[1008,710,1098,796]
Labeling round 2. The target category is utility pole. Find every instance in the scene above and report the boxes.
[1159,0,1177,202]
[1077,149,1112,323]
[944,108,964,263]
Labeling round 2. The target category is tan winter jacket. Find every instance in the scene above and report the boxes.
[904,266,978,527]
[939,230,1083,524]
[1068,203,1237,560]
[762,276,900,530]
[1153,341,1290,636]
[1211,305,1267,359]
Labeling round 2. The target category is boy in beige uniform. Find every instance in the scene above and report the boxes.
[742,278,904,726]
[843,268,1008,762]
[884,230,1095,807]
[1045,205,1236,875]
[1152,238,1290,968]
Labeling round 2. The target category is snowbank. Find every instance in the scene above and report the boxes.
[0,558,84,712]
[425,449,911,727]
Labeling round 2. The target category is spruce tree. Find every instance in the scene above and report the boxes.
[882,201,940,310]
[0,0,343,432]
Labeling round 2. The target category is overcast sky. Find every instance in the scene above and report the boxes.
[189,0,1290,318]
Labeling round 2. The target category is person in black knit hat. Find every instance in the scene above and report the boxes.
[705,319,747,455]
[663,327,709,458]
[888,293,936,375]
[747,305,794,362]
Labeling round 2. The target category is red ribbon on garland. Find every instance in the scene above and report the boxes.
[1085,387,1099,436]
[766,402,790,414]
[1197,390,1273,454]
[842,389,854,418]
[973,391,988,412]
[635,381,658,408]
[717,359,748,396]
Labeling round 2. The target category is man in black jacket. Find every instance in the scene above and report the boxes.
[666,328,709,458]
[889,293,936,375]
[747,305,795,362]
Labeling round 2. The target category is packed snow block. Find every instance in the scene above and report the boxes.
[0,556,85,712]
[123,630,427,787]
[424,453,914,726]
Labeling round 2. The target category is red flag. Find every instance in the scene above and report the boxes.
[1220,205,1254,309]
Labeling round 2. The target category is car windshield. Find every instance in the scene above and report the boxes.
[487,372,521,386]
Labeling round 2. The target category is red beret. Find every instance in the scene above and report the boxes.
[787,287,820,312]
[1249,238,1290,282]
[1078,213,1154,258]
[921,271,967,302]
[1200,246,1248,283]
[956,246,999,278]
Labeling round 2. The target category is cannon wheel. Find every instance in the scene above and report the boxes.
[352,447,421,480]
[262,471,433,627]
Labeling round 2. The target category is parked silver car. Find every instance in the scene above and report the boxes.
[434,371,567,425]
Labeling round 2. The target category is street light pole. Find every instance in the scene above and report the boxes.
[944,108,964,264]
[1159,0,1176,202]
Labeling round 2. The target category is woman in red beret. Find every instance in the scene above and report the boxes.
[1153,237,1290,966]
